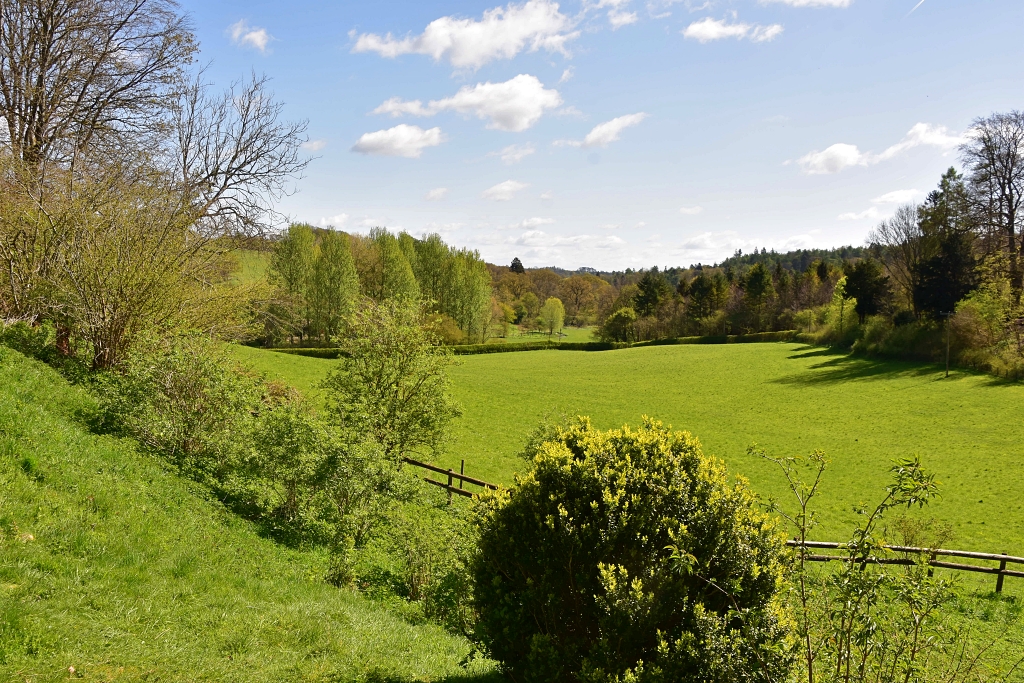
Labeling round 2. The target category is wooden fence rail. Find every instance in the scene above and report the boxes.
[788,540,1024,593]
[402,457,499,503]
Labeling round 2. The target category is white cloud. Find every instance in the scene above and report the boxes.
[372,74,561,132]
[837,207,882,221]
[318,213,349,227]
[873,189,921,204]
[228,20,272,53]
[556,112,648,148]
[302,139,327,152]
[559,67,574,83]
[350,0,579,70]
[483,180,529,201]
[608,9,639,28]
[540,190,554,200]
[679,205,703,215]
[495,143,536,164]
[595,235,626,248]
[514,230,588,247]
[678,230,751,256]
[351,125,444,158]
[683,17,783,43]
[504,216,555,230]
[761,0,852,6]
[797,143,864,174]
[798,123,964,174]
[424,187,449,200]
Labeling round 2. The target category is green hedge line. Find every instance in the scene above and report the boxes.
[265,330,800,359]
[269,347,344,359]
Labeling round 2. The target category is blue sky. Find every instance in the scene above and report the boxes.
[179,0,1024,270]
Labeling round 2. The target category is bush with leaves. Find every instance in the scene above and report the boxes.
[322,298,461,463]
[472,417,791,683]
[96,332,272,478]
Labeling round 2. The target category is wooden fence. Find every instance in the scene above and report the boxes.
[788,540,1024,593]
[402,457,499,503]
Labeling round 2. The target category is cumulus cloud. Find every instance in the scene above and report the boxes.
[586,0,638,28]
[351,125,444,158]
[504,216,555,230]
[837,207,882,221]
[873,189,921,204]
[679,231,743,251]
[228,20,273,52]
[761,0,852,6]
[350,0,579,70]
[318,213,349,227]
[514,230,588,247]
[556,112,648,148]
[559,67,574,83]
[495,143,536,164]
[482,180,529,201]
[683,17,783,43]
[424,187,449,200]
[372,75,561,132]
[798,123,964,174]
[302,139,327,152]
[679,205,703,215]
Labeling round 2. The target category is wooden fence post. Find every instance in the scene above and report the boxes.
[997,552,1007,593]
[447,468,454,505]
[460,459,465,491]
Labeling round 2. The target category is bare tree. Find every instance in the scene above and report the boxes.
[172,73,308,238]
[0,0,195,167]
[868,203,925,312]
[0,0,309,367]
[960,111,1024,294]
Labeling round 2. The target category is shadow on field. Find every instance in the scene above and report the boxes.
[776,346,939,385]
[352,669,506,683]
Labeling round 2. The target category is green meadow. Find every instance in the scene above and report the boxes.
[232,341,1024,563]
[0,348,492,681]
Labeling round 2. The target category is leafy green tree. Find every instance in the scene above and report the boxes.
[539,297,565,337]
[362,227,420,302]
[270,223,316,338]
[634,267,671,317]
[687,273,726,321]
[412,233,453,305]
[598,306,636,342]
[309,229,359,339]
[843,258,891,323]
[473,417,791,683]
[743,262,775,331]
[321,298,461,463]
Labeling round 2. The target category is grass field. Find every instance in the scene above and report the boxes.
[231,342,1024,568]
[487,326,596,344]
[0,347,493,681]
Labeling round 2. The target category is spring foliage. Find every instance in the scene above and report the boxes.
[472,417,791,683]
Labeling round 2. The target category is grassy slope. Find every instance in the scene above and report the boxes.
[0,347,492,682]
[231,342,1024,563]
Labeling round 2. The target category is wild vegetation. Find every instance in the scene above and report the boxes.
[2,0,1024,680]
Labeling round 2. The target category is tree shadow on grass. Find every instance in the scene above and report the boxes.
[781,345,1024,389]
[775,346,942,386]
[343,669,507,683]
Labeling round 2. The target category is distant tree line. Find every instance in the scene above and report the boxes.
[263,224,492,345]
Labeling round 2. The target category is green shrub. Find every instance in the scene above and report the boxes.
[472,417,791,683]
[95,332,268,477]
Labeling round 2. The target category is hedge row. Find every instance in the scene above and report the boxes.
[266,330,800,359]
[265,330,800,359]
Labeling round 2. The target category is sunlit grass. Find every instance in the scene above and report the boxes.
[0,347,494,682]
